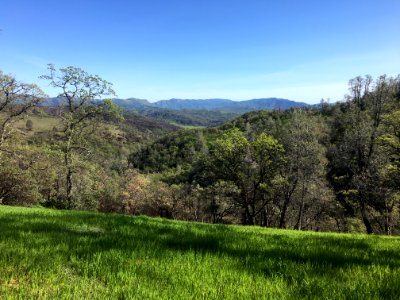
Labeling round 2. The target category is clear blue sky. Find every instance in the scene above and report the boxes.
[1,0,399,103]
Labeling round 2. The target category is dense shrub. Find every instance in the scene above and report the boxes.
[0,160,40,205]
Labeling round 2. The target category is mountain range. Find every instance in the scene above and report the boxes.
[41,97,311,127]
[111,97,310,113]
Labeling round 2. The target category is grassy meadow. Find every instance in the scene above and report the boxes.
[0,205,399,299]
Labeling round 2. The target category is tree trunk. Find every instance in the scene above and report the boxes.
[360,202,373,234]
[66,169,73,205]
[260,207,269,227]
[384,201,392,235]
[247,204,255,225]
[65,152,73,208]
[279,196,290,228]
[242,204,255,225]
[296,199,305,230]
[64,131,74,208]
[279,179,298,228]
[295,183,307,230]
[211,197,217,223]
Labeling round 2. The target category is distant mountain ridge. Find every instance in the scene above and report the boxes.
[147,97,309,112]
[42,97,310,112]
[154,98,234,110]
[40,97,311,126]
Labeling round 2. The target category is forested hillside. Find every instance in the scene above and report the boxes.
[131,75,400,234]
[43,97,241,127]
[1,66,399,235]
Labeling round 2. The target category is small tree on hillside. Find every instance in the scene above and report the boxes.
[25,119,33,131]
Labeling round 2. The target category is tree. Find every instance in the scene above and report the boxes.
[25,119,33,131]
[0,71,46,206]
[202,180,239,223]
[40,64,116,207]
[0,159,40,205]
[277,110,330,229]
[328,75,400,234]
[0,70,46,152]
[378,109,400,234]
[210,128,284,225]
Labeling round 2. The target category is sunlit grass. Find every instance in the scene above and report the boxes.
[168,121,205,129]
[0,205,399,299]
[12,115,60,133]
[0,113,123,136]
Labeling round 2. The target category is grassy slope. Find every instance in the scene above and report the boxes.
[0,113,124,136]
[0,114,60,135]
[0,206,399,299]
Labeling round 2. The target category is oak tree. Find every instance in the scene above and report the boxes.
[211,128,284,225]
[41,65,116,207]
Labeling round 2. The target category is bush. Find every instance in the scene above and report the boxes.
[25,119,33,131]
[0,160,40,205]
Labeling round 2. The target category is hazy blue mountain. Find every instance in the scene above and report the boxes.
[234,98,309,110]
[39,97,310,126]
[42,97,310,111]
[152,97,310,112]
[40,97,64,106]
[154,98,235,110]
[41,97,154,109]
[111,98,154,109]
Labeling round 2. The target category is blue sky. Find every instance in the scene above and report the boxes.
[1,0,399,103]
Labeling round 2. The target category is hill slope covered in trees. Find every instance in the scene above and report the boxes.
[130,75,400,234]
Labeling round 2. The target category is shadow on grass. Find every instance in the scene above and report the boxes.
[1,209,400,280]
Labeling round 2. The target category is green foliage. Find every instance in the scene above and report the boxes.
[135,107,240,127]
[0,159,40,205]
[380,110,400,185]
[25,119,33,131]
[130,128,215,172]
[327,75,400,234]
[100,99,124,122]
[1,66,400,236]
[129,79,400,232]
[275,109,332,229]
[215,128,248,156]
[40,64,117,208]
[252,132,284,167]
[1,206,400,299]
[210,128,285,225]
[0,70,47,150]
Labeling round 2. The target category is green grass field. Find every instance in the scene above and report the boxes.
[0,113,60,133]
[0,113,123,135]
[168,121,205,129]
[0,206,399,299]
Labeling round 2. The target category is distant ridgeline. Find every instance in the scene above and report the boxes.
[42,97,310,112]
[41,97,311,127]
